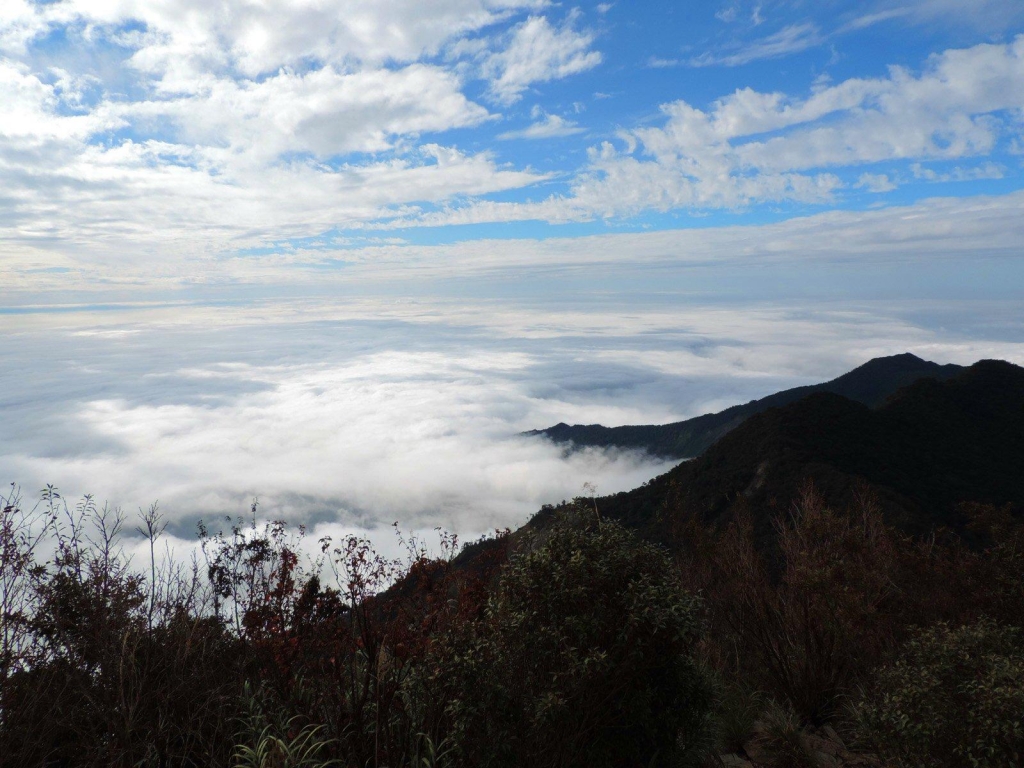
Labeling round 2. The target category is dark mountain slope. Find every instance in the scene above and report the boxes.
[591,359,1024,545]
[527,353,964,459]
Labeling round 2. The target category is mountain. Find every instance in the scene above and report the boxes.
[587,358,1024,545]
[526,353,964,459]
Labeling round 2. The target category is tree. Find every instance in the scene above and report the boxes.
[439,513,714,768]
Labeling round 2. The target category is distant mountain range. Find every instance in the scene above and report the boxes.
[526,353,964,459]
[459,353,1024,584]
[571,358,1024,547]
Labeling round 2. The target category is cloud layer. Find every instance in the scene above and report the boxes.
[2,0,1023,556]
[4,293,1023,543]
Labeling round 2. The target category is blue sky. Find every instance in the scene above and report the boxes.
[2,0,1024,288]
[3,0,1024,539]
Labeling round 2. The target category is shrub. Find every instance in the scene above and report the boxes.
[851,619,1024,768]
[697,487,901,722]
[709,681,763,755]
[751,699,820,768]
[438,515,715,768]
[0,492,243,767]
[232,686,340,768]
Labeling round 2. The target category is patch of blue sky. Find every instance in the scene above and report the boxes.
[5,0,1024,272]
[563,1,1014,112]
[20,266,71,274]
[28,22,148,98]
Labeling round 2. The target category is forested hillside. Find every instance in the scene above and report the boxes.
[2,357,1022,768]
[527,353,963,459]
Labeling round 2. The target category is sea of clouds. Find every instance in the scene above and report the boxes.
[4,293,1024,563]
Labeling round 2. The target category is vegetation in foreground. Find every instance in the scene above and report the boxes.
[1,482,1023,768]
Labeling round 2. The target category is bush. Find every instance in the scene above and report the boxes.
[708,681,763,755]
[750,699,820,768]
[695,487,901,722]
[852,619,1024,768]
[438,515,715,768]
[0,492,243,767]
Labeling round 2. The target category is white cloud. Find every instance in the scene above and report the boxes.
[11,185,1024,294]
[498,111,584,139]
[353,189,1024,278]
[726,39,1024,173]
[716,6,740,23]
[856,172,897,192]
[0,59,547,259]
[484,14,602,104]
[0,1,605,263]
[131,64,493,158]
[393,36,1024,225]
[838,9,912,33]
[4,296,1022,537]
[44,350,673,531]
[0,0,51,56]
[898,0,1024,31]
[10,0,546,77]
[2,4,1024,273]
[690,22,824,67]
[911,162,1004,182]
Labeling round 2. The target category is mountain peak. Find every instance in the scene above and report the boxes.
[527,353,965,460]
[589,357,1024,544]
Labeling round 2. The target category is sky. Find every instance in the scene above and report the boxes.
[3,0,1024,548]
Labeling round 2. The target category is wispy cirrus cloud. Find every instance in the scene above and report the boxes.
[689,22,824,67]
[498,110,584,139]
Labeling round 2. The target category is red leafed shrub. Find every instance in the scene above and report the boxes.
[683,483,1024,725]
[690,486,901,721]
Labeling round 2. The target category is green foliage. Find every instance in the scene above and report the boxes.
[233,689,340,768]
[439,516,715,768]
[751,700,820,768]
[232,721,339,768]
[1,490,243,767]
[7,476,1023,768]
[852,619,1024,768]
[709,681,763,755]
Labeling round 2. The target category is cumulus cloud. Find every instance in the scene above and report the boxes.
[0,1,612,268]
[129,65,493,158]
[483,14,602,104]
[394,36,1024,226]
[2,2,1024,294]
[910,162,1004,182]
[0,58,544,256]
[6,0,546,75]
[856,172,898,192]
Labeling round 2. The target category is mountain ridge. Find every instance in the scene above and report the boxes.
[526,353,964,460]
[585,357,1024,547]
